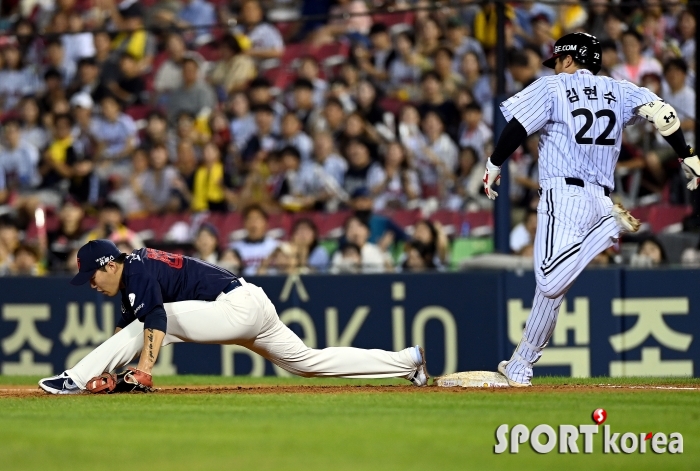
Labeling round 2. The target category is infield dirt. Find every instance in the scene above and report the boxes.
[4,381,700,398]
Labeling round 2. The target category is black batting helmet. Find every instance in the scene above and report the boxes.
[542,32,602,75]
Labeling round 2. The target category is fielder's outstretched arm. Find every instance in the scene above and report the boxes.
[135,307,167,374]
[482,118,528,200]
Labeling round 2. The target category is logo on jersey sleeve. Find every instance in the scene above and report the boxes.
[129,293,136,307]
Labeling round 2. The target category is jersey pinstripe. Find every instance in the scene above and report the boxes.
[500,69,659,189]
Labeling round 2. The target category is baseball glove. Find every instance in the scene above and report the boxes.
[86,368,154,394]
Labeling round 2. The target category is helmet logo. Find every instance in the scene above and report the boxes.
[580,46,587,56]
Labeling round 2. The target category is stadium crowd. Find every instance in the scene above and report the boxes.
[0,0,698,276]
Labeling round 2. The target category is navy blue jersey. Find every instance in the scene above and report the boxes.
[118,248,236,327]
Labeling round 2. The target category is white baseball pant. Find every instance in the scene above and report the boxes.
[504,178,620,383]
[67,279,419,389]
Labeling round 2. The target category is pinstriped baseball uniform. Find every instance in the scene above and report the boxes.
[500,70,659,383]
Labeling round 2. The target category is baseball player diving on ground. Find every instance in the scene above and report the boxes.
[483,32,700,387]
[39,240,428,394]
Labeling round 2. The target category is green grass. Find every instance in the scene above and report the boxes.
[1,376,699,471]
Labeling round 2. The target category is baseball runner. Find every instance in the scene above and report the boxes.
[38,239,428,394]
[482,33,700,387]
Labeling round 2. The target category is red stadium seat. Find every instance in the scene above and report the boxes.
[318,211,352,239]
[280,43,311,69]
[371,11,416,28]
[384,209,420,229]
[124,105,153,122]
[647,204,692,233]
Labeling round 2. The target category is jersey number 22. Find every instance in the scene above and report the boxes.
[571,109,617,146]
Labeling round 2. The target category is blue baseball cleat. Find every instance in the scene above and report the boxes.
[39,371,82,395]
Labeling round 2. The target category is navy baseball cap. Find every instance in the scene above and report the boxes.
[70,240,123,286]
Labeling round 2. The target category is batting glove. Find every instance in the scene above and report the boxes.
[483,158,502,200]
[680,149,700,191]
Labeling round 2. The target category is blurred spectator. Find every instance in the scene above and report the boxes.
[47,196,84,271]
[107,52,145,106]
[278,112,313,162]
[313,131,347,186]
[290,78,316,128]
[83,200,144,249]
[357,23,393,84]
[290,218,329,272]
[209,36,257,97]
[90,94,139,176]
[407,111,458,198]
[44,38,76,87]
[513,2,556,45]
[338,112,379,159]
[312,0,372,46]
[167,141,198,212]
[242,104,280,165]
[355,79,385,127]
[40,68,67,116]
[342,139,373,198]
[401,240,437,272]
[676,10,696,68]
[14,18,43,67]
[191,142,227,212]
[110,147,150,216]
[510,208,538,255]
[367,141,420,211]
[445,17,487,72]
[586,0,612,40]
[134,144,179,214]
[192,223,222,265]
[330,242,362,273]
[61,11,95,63]
[141,110,169,153]
[68,56,110,104]
[296,56,328,108]
[278,145,347,212]
[457,103,492,162]
[166,57,217,124]
[331,215,390,273]
[308,97,346,137]
[38,113,78,205]
[508,48,538,92]
[0,215,21,275]
[662,58,695,147]
[19,96,49,151]
[248,77,286,122]
[630,236,667,267]
[0,38,42,112]
[611,30,662,85]
[230,204,279,276]
[257,242,300,275]
[93,31,119,85]
[108,2,156,74]
[417,71,461,140]
[445,146,489,211]
[1,118,41,192]
[154,33,205,96]
[233,0,285,61]
[388,31,426,98]
[599,39,619,76]
[433,47,464,99]
[9,243,44,276]
[177,0,217,45]
[412,219,448,267]
[228,92,256,153]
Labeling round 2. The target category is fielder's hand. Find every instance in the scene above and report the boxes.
[680,149,700,191]
[483,158,502,200]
